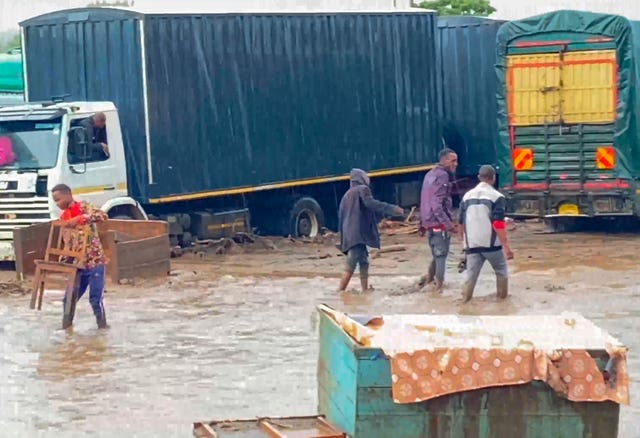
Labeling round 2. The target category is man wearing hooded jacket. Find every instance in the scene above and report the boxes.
[338,168,404,293]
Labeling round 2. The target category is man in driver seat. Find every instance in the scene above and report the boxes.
[80,112,110,160]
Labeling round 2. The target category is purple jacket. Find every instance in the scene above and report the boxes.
[420,165,454,230]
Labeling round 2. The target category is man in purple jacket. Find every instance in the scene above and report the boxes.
[419,148,459,292]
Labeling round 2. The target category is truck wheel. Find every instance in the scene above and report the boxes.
[289,197,325,238]
[544,217,577,233]
[179,232,193,247]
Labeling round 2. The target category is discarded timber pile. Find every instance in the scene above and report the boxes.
[379,206,420,236]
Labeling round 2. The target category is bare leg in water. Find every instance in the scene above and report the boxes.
[360,275,374,293]
[338,271,353,293]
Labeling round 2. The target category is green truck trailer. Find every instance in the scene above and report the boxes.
[0,48,23,94]
[496,10,640,230]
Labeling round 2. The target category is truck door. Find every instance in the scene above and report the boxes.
[506,47,618,190]
[64,111,119,208]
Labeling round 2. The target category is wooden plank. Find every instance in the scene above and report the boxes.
[100,231,117,283]
[354,414,427,438]
[357,357,392,388]
[318,313,358,436]
[355,387,425,417]
[100,219,168,240]
[192,422,217,438]
[14,222,51,277]
[47,248,84,258]
[115,235,170,267]
[318,387,353,438]
[353,385,618,437]
[317,365,357,410]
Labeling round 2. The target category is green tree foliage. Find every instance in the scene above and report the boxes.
[416,0,496,16]
[0,34,21,54]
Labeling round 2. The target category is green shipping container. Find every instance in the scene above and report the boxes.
[495,11,640,223]
[317,307,621,438]
[0,49,23,93]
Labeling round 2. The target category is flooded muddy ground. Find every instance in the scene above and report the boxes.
[0,222,639,437]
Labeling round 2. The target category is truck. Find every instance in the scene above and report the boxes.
[0,48,24,105]
[436,16,505,190]
[496,10,640,231]
[0,7,442,260]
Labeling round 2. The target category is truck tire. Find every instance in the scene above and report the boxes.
[544,217,577,233]
[289,197,325,238]
[180,232,193,247]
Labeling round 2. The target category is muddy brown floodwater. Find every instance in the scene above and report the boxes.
[0,222,639,437]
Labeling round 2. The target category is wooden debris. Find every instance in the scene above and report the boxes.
[214,238,243,255]
[259,238,277,251]
[371,245,407,259]
[193,422,218,438]
[404,206,416,224]
[170,246,184,258]
[0,282,30,296]
[233,232,255,244]
[378,207,420,236]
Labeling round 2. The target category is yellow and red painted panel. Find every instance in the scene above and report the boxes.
[507,49,617,126]
[596,146,616,170]
[507,53,561,126]
[513,148,534,171]
[562,50,617,124]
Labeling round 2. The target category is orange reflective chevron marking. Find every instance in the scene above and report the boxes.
[596,147,615,170]
[513,148,534,171]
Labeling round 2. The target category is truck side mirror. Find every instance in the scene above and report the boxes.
[68,126,88,173]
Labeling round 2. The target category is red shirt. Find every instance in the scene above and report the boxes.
[60,201,108,269]
[61,201,86,222]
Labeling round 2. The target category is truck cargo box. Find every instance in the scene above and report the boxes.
[436,16,505,177]
[496,10,640,218]
[0,50,23,94]
[21,8,441,204]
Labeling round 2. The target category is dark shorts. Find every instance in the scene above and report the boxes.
[428,229,451,258]
[345,244,369,274]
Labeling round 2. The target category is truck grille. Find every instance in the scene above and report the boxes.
[0,196,51,240]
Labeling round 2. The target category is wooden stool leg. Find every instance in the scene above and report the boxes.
[36,279,45,311]
[35,269,47,311]
[30,268,41,310]
[62,272,79,329]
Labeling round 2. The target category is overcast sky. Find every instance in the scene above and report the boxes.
[0,0,411,31]
[2,0,640,32]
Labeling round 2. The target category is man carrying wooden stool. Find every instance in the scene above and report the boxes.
[52,184,109,329]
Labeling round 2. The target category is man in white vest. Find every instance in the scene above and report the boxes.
[459,165,514,302]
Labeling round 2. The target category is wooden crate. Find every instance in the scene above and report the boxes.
[317,310,620,438]
[14,219,170,284]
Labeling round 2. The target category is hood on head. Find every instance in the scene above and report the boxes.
[350,168,370,187]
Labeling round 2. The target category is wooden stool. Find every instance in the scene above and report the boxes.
[30,221,89,328]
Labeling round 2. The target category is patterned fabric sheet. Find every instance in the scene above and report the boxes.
[320,306,629,405]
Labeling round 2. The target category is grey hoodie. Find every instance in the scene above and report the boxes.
[338,169,399,253]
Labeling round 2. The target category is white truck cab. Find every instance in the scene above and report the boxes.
[0,101,147,260]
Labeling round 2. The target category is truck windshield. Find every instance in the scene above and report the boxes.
[0,118,62,170]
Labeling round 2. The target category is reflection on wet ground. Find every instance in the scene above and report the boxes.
[0,228,639,436]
